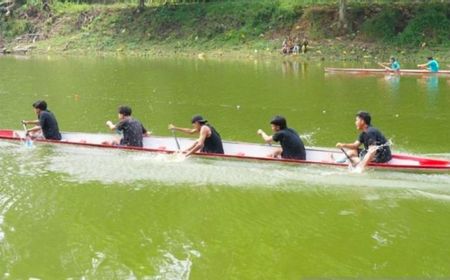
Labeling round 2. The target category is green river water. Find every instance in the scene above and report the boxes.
[0,55,449,279]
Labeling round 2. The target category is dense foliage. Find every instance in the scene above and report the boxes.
[1,0,449,50]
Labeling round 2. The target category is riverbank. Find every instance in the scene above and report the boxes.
[1,1,450,62]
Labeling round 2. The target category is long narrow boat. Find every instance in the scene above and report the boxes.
[325,67,450,75]
[0,129,449,172]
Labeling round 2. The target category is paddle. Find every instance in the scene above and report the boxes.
[377,62,390,70]
[21,121,33,147]
[171,129,181,151]
[339,148,356,167]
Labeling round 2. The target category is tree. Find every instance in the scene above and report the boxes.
[138,0,145,10]
[338,0,347,30]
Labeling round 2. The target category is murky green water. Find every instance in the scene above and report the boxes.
[0,55,449,279]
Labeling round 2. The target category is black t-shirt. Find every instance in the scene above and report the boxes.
[358,126,389,149]
[358,126,392,162]
[116,118,147,147]
[202,125,224,154]
[38,110,61,140]
[272,128,306,160]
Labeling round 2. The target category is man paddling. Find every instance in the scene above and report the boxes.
[168,115,224,156]
[105,105,150,147]
[257,116,306,160]
[418,57,439,72]
[336,111,391,170]
[379,57,400,71]
[22,100,62,140]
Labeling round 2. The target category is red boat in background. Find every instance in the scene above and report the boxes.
[325,67,450,75]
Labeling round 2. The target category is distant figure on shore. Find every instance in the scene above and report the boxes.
[22,100,62,140]
[418,57,439,72]
[105,105,150,147]
[282,37,308,55]
[379,57,400,71]
[301,38,308,54]
[292,37,300,54]
[281,37,292,55]
[257,116,306,160]
[336,111,392,171]
[168,115,224,156]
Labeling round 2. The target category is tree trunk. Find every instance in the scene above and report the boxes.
[138,0,145,11]
[338,0,347,30]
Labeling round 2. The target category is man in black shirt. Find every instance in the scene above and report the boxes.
[257,116,306,160]
[336,111,392,170]
[106,106,150,147]
[22,100,62,140]
[168,115,224,156]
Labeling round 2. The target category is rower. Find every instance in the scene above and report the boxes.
[379,57,400,71]
[168,115,224,156]
[336,111,392,170]
[418,57,439,72]
[105,105,150,147]
[22,100,62,140]
[257,116,306,160]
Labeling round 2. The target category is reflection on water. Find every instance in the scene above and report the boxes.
[417,74,439,93]
[382,74,400,93]
[280,60,309,78]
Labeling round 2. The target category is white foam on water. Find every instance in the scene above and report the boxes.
[412,190,450,201]
[151,252,192,280]
[147,232,201,280]
[2,143,449,197]
[41,145,450,192]
[372,230,390,249]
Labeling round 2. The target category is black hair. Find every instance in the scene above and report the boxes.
[270,115,287,129]
[32,100,47,111]
[356,111,371,126]
[191,115,207,124]
[427,57,433,60]
[118,105,132,116]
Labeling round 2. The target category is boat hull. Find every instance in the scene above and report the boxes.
[325,67,450,75]
[1,129,449,172]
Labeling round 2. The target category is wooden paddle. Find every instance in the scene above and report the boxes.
[377,62,390,70]
[171,129,181,151]
[340,148,356,167]
[21,121,33,147]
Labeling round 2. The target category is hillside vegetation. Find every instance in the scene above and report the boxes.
[1,0,449,60]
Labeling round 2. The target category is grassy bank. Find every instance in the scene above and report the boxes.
[1,0,450,62]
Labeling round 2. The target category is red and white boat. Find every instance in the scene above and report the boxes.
[1,129,449,172]
[325,67,450,75]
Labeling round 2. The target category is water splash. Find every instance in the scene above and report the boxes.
[2,143,450,195]
[40,146,450,192]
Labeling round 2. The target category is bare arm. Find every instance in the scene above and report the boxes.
[417,62,428,68]
[27,125,42,133]
[185,126,209,156]
[22,120,40,125]
[257,129,273,144]
[336,140,360,150]
[168,124,196,135]
[106,120,117,131]
[22,120,41,134]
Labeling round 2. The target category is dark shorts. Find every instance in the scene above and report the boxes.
[359,147,392,163]
[281,153,306,160]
